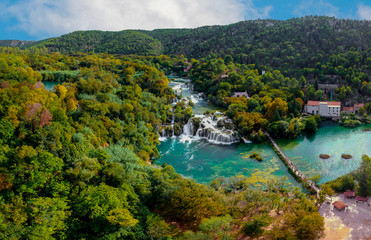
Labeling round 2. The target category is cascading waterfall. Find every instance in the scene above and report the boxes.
[180,114,240,145]
[171,110,175,138]
[160,78,240,144]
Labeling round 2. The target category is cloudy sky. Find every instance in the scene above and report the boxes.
[0,0,370,40]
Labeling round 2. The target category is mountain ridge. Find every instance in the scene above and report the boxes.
[2,16,370,73]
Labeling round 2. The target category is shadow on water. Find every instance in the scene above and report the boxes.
[305,132,317,142]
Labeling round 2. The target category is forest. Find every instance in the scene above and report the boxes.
[15,16,370,77]
[0,48,328,239]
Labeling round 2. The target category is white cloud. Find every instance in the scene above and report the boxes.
[357,4,371,20]
[1,0,271,38]
[244,0,273,20]
[293,0,340,17]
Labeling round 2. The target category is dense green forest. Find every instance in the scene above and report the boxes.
[27,16,370,76]
[28,31,162,56]
[0,48,327,239]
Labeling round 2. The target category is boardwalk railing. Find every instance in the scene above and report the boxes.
[264,132,321,194]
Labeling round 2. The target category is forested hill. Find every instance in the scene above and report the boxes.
[28,30,163,56]
[27,16,370,70]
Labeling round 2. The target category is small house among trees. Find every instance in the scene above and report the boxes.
[233,92,249,98]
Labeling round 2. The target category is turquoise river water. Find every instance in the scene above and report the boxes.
[157,121,370,185]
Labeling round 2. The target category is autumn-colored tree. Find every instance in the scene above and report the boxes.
[264,98,288,120]
[38,109,53,128]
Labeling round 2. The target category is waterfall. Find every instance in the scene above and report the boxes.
[242,137,252,144]
[163,78,240,145]
[171,110,175,138]
[180,114,240,145]
[159,129,167,142]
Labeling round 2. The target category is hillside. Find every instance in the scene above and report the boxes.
[0,40,34,48]
[27,16,371,72]
[29,30,163,55]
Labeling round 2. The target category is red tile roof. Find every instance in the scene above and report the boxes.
[333,201,348,210]
[354,103,364,108]
[344,190,355,197]
[327,102,341,106]
[343,107,355,111]
[306,101,341,106]
[307,101,320,106]
[356,196,368,202]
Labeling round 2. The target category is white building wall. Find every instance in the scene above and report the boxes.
[319,104,340,117]
[319,103,328,116]
[328,106,340,117]
[305,105,319,114]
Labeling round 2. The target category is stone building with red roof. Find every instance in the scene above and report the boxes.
[342,106,355,114]
[305,101,341,117]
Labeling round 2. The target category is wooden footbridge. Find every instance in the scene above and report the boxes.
[264,132,321,195]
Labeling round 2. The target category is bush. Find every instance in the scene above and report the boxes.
[341,119,361,127]
[242,215,272,238]
[249,152,263,162]
[249,130,266,143]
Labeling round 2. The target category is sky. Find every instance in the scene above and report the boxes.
[0,0,370,41]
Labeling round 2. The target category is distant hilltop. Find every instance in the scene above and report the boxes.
[0,40,35,47]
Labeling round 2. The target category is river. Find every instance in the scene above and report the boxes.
[156,78,371,185]
[43,81,62,91]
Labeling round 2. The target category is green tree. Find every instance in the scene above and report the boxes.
[304,116,318,133]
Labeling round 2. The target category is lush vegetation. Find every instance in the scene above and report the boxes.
[188,55,325,140]
[339,111,370,127]
[12,17,371,141]
[28,17,370,76]
[0,48,327,239]
[29,30,162,55]
[321,155,371,197]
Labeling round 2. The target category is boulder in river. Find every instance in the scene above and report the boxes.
[341,154,352,159]
[319,154,330,159]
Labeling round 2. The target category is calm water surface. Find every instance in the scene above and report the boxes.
[43,81,62,90]
[276,122,371,183]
